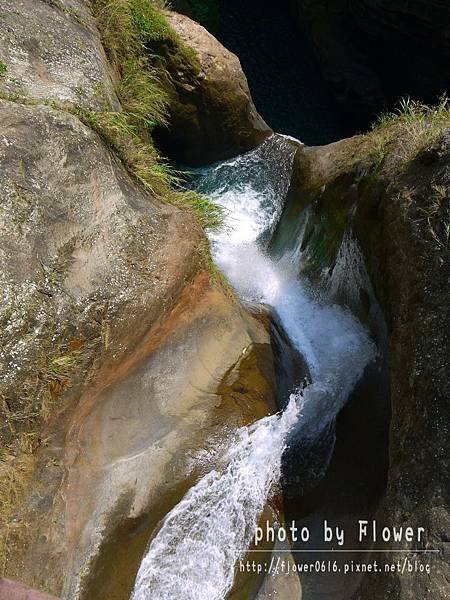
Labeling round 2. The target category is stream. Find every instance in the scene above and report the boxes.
[132,136,378,600]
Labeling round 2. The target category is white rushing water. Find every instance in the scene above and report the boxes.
[132,136,377,600]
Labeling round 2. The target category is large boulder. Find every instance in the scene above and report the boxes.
[7,272,276,599]
[0,97,202,453]
[274,122,450,599]
[154,11,271,166]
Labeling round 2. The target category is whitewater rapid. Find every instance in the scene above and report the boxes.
[132,136,376,600]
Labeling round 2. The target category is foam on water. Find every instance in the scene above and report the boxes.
[132,399,299,600]
[132,136,376,600]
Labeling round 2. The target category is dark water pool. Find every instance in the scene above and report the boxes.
[217,0,358,145]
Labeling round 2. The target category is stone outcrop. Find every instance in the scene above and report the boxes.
[288,0,450,120]
[0,0,119,111]
[0,2,276,598]
[0,97,202,451]
[275,123,450,599]
[7,273,276,599]
[154,11,271,166]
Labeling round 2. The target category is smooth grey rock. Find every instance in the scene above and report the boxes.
[0,0,120,110]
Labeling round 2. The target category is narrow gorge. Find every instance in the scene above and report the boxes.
[0,2,448,600]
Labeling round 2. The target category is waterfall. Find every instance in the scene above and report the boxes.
[132,399,300,600]
[132,136,376,600]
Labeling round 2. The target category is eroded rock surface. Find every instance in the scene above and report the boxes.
[155,11,271,165]
[0,97,202,451]
[6,274,276,599]
[0,577,58,600]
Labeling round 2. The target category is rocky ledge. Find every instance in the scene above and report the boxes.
[275,113,450,599]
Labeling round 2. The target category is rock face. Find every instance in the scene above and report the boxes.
[0,0,119,110]
[0,97,202,451]
[8,274,276,599]
[275,124,450,599]
[288,0,450,120]
[154,11,271,166]
[0,2,277,598]
[0,577,58,600]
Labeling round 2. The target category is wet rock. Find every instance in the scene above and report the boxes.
[277,125,450,599]
[154,11,271,166]
[9,277,276,599]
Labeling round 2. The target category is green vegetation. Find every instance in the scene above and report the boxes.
[374,95,450,130]
[87,0,220,229]
[0,439,35,568]
[368,136,388,175]
[301,206,349,269]
[371,95,450,164]
[0,60,6,76]
[48,351,80,380]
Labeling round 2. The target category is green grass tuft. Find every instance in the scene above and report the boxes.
[370,95,450,166]
[373,95,450,130]
[0,60,7,76]
[132,2,171,42]
[88,0,220,229]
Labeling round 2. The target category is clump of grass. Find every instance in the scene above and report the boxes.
[94,0,197,121]
[168,187,224,229]
[88,0,220,229]
[371,95,450,165]
[0,439,36,516]
[41,349,82,420]
[131,1,172,42]
[374,95,450,130]
[77,107,222,228]
[0,435,37,575]
[368,135,388,175]
[48,351,80,381]
[0,60,7,76]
